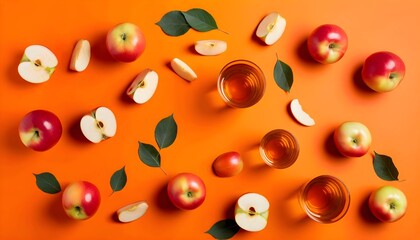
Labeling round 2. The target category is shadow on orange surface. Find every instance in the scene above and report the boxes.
[359,193,382,225]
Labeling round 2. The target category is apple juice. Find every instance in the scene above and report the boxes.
[217,60,265,108]
[259,129,300,169]
[299,175,350,223]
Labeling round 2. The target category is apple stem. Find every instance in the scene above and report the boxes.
[390,202,396,210]
[121,33,127,41]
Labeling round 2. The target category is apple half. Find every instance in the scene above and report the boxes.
[117,201,149,223]
[194,40,227,56]
[80,106,117,143]
[289,99,315,126]
[235,193,269,232]
[170,58,197,82]
[18,45,58,83]
[126,69,158,104]
[70,39,91,72]
[256,12,286,45]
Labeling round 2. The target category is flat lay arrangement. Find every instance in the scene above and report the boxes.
[0,1,419,239]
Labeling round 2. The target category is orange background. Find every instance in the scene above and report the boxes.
[1,0,419,239]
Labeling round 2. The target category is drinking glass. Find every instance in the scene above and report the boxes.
[217,59,266,108]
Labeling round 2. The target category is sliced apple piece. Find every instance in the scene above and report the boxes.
[289,98,315,126]
[194,40,227,56]
[69,39,91,72]
[126,69,158,104]
[170,58,197,82]
[235,193,269,232]
[117,201,149,223]
[18,45,58,83]
[256,12,286,45]
[80,106,117,143]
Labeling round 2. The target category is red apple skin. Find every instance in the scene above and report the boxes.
[106,22,146,62]
[333,121,372,157]
[361,51,405,92]
[212,151,243,177]
[368,185,407,222]
[167,173,206,210]
[18,110,62,151]
[62,181,101,220]
[307,24,348,64]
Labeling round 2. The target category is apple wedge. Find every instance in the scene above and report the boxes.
[80,106,117,143]
[170,58,197,82]
[126,69,158,104]
[70,39,91,72]
[289,99,315,126]
[194,40,227,56]
[256,12,286,45]
[235,193,269,232]
[117,201,149,223]
[18,45,58,83]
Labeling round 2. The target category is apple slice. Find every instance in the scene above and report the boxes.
[170,58,197,82]
[194,40,227,56]
[289,99,315,126]
[80,106,117,143]
[18,45,58,83]
[256,12,286,45]
[117,201,149,223]
[69,39,91,72]
[235,193,269,232]
[126,69,158,104]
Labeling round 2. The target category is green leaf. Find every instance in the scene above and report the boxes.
[274,56,293,92]
[373,151,400,181]
[33,172,61,194]
[138,142,161,167]
[156,10,191,36]
[155,114,177,150]
[205,219,240,239]
[182,8,218,32]
[110,166,127,194]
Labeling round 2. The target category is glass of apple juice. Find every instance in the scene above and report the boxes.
[217,59,266,108]
[259,129,300,169]
[299,175,350,223]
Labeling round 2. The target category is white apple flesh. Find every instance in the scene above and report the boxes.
[170,58,197,82]
[126,69,158,104]
[256,12,286,45]
[80,106,117,143]
[70,39,91,72]
[235,193,269,232]
[18,45,58,83]
[117,201,149,223]
[289,99,315,126]
[194,40,227,56]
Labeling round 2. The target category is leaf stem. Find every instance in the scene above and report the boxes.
[218,28,229,35]
[160,166,167,175]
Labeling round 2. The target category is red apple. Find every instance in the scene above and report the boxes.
[361,51,405,92]
[106,22,146,62]
[369,185,407,222]
[167,172,206,210]
[212,151,243,177]
[62,181,101,220]
[333,121,372,157]
[307,24,348,64]
[18,109,62,151]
